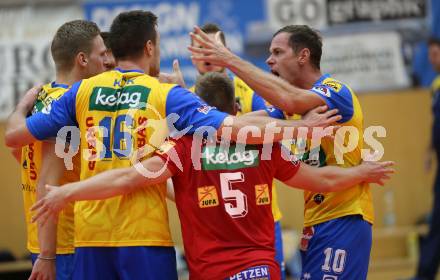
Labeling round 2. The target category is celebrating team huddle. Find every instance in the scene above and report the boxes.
[5,9,394,280]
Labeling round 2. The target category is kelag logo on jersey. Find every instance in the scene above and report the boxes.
[89,85,150,111]
[201,145,260,170]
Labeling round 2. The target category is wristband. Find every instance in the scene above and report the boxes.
[37,255,56,261]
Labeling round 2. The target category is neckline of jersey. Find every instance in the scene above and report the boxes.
[115,68,144,74]
[51,81,69,89]
[314,73,331,86]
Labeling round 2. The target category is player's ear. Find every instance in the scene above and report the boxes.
[76,52,88,67]
[298,48,310,66]
[145,40,155,57]
[232,102,239,116]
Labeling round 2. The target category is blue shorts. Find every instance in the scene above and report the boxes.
[31,253,74,280]
[73,246,177,280]
[274,221,286,280]
[300,215,372,280]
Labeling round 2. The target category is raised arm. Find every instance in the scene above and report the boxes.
[31,156,174,224]
[284,161,395,192]
[166,85,340,146]
[188,26,325,115]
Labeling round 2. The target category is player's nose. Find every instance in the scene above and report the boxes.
[266,55,274,66]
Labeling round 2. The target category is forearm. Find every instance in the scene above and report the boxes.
[36,144,64,257]
[224,115,307,144]
[317,165,366,192]
[37,219,57,257]
[64,167,139,202]
[227,56,307,112]
[5,105,33,148]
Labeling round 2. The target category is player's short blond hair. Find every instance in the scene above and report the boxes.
[51,20,101,72]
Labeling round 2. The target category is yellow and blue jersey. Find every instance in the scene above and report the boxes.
[21,82,77,254]
[26,68,228,247]
[266,74,371,227]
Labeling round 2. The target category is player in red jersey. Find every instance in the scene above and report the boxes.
[31,72,394,280]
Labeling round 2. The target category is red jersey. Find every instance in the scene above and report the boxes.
[155,136,300,280]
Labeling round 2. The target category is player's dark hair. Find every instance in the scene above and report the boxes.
[428,37,440,47]
[109,10,158,60]
[100,31,111,50]
[51,20,101,72]
[192,22,226,46]
[273,25,322,70]
[195,72,235,114]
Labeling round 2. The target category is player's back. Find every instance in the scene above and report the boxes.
[21,82,77,254]
[155,136,299,280]
[73,68,176,247]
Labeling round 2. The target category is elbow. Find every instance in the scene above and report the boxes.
[285,97,297,114]
[4,131,19,148]
[280,94,301,115]
[5,130,29,148]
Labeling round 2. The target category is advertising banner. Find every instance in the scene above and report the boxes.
[83,0,265,87]
[321,32,410,92]
[0,5,82,120]
[327,0,426,25]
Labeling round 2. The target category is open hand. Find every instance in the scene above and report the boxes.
[360,161,395,186]
[188,26,235,68]
[19,85,42,113]
[31,185,65,226]
[28,257,55,280]
[302,105,341,127]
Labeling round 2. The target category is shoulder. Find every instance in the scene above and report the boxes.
[37,82,55,102]
[319,77,353,96]
[82,71,114,85]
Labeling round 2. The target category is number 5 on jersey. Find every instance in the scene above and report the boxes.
[220,172,248,218]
